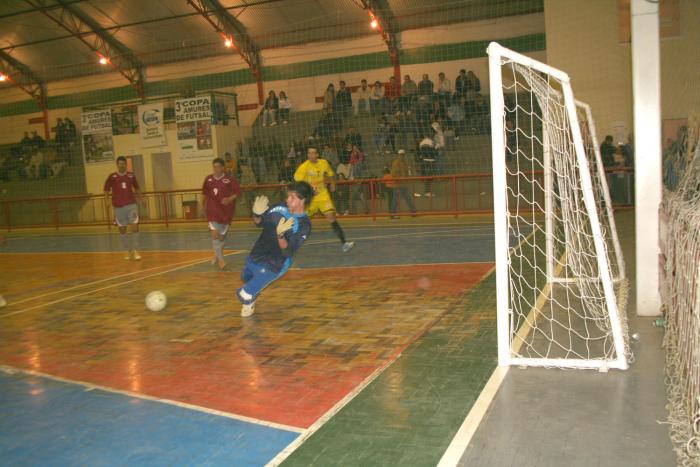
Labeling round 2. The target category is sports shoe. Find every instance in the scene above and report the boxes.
[342,241,355,253]
[132,250,142,260]
[124,252,131,260]
[262,122,267,127]
[283,121,288,124]
[270,121,277,126]
[424,192,435,197]
[241,302,255,317]
[413,192,422,197]
[0,295,6,308]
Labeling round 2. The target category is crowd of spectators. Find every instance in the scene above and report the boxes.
[0,118,77,182]
[240,70,492,207]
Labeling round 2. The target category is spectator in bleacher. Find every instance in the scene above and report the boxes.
[432,122,446,173]
[31,131,45,151]
[395,111,413,150]
[344,127,363,150]
[349,144,369,214]
[224,151,238,177]
[29,150,45,179]
[20,132,32,155]
[385,76,399,114]
[336,81,352,119]
[278,91,292,124]
[622,133,634,167]
[370,80,385,115]
[389,149,417,218]
[239,161,257,212]
[323,143,339,168]
[415,95,432,138]
[465,71,481,102]
[454,69,468,100]
[401,75,418,113]
[437,72,451,108]
[447,96,466,139]
[418,74,434,100]
[323,83,336,112]
[354,79,371,116]
[335,154,352,215]
[55,118,67,153]
[287,143,299,169]
[600,135,617,167]
[373,116,391,154]
[416,134,437,197]
[315,109,338,140]
[45,147,67,178]
[262,90,279,127]
[473,93,489,134]
[65,118,77,144]
[431,99,446,124]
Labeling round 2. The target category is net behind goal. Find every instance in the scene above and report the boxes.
[487,42,631,370]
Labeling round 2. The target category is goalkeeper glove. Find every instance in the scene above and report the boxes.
[276,217,295,238]
[252,195,269,216]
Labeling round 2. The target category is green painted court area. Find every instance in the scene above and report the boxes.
[283,272,498,466]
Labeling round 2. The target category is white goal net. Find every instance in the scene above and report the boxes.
[487,42,631,370]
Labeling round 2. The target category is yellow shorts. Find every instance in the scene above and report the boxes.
[307,190,336,216]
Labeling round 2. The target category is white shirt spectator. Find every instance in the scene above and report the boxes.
[371,84,385,100]
[356,84,371,101]
[438,78,452,94]
[279,96,292,109]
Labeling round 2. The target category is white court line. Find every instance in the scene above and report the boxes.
[7,252,242,306]
[437,231,539,467]
[0,249,241,255]
[269,262,499,466]
[304,228,491,247]
[3,221,492,239]
[290,261,492,271]
[436,366,509,467]
[0,364,303,434]
[0,252,244,319]
[265,347,403,466]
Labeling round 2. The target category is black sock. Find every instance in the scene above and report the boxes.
[331,221,346,244]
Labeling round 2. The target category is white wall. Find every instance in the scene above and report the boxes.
[545,0,633,141]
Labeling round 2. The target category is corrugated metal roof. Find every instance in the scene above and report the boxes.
[0,0,542,85]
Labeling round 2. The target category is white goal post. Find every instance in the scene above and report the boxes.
[487,42,631,371]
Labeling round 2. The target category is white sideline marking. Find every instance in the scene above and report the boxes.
[436,366,509,467]
[7,253,242,306]
[0,253,244,319]
[265,352,401,467]
[436,230,540,466]
[0,365,303,433]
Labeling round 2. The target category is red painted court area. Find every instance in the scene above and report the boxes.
[0,252,492,428]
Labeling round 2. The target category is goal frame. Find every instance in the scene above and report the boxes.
[487,42,628,370]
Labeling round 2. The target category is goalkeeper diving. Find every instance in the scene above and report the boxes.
[236,181,313,317]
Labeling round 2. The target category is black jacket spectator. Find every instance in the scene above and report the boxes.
[600,136,617,167]
[418,74,434,97]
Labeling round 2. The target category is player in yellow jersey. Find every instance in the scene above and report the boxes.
[294,146,354,252]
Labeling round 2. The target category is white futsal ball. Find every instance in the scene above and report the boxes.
[145,291,167,311]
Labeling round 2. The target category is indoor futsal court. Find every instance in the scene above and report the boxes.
[1,218,498,466]
[1,0,698,466]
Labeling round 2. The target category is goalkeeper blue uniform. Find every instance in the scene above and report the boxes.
[237,203,311,305]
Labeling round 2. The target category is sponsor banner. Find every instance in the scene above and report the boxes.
[175,96,213,161]
[81,109,114,164]
[138,102,166,148]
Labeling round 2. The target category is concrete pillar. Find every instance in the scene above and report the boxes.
[631,0,661,316]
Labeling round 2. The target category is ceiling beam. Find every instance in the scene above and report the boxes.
[0,50,50,137]
[26,0,145,99]
[186,0,264,104]
[360,0,402,91]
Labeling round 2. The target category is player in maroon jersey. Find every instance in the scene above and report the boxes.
[104,156,142,260]
[202,157,241,269]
